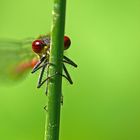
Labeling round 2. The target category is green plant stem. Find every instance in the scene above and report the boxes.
[44,0,66,140]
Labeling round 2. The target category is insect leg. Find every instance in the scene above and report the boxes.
[37,63,47,88]
[36,61,55,95]
[37,72,58,88]
[32,61,53,73]
[38,61,74,93]
[45,68,49,95]
[31,56,46,73]
[38,69,72,89]
[63,55,77,68]
[62,63,73,84]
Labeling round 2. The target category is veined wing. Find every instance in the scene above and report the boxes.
[0,38,37,83]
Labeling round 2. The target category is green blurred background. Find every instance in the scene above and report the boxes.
[0,0,140,140]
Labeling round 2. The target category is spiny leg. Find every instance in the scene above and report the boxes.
[37,72,58,88]
[36,61,55,95]
[43,64,73,101]
[43,69,73,95]
[45,65,49,95]
[63,63,73,84]
[37,57,75,93]
[63,60,77,68]
[37,62,47,88]
[63,55,77,68]
[44,64,71,95]
[32,61,53,74]
[31,55,46,73]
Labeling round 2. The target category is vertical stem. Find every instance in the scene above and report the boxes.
[44,0,66,140]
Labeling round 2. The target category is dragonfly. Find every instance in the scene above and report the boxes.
[0,34,77,94]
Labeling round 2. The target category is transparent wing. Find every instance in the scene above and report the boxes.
[0,38,37,83]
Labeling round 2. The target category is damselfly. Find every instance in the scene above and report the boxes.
[0,34,77,94]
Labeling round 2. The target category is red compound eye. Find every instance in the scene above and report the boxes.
[32,40,44,53]
[64,36,71,50]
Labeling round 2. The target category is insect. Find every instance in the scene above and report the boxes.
[0,34,77,94]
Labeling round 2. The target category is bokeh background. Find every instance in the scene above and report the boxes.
[0,0,140,140]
